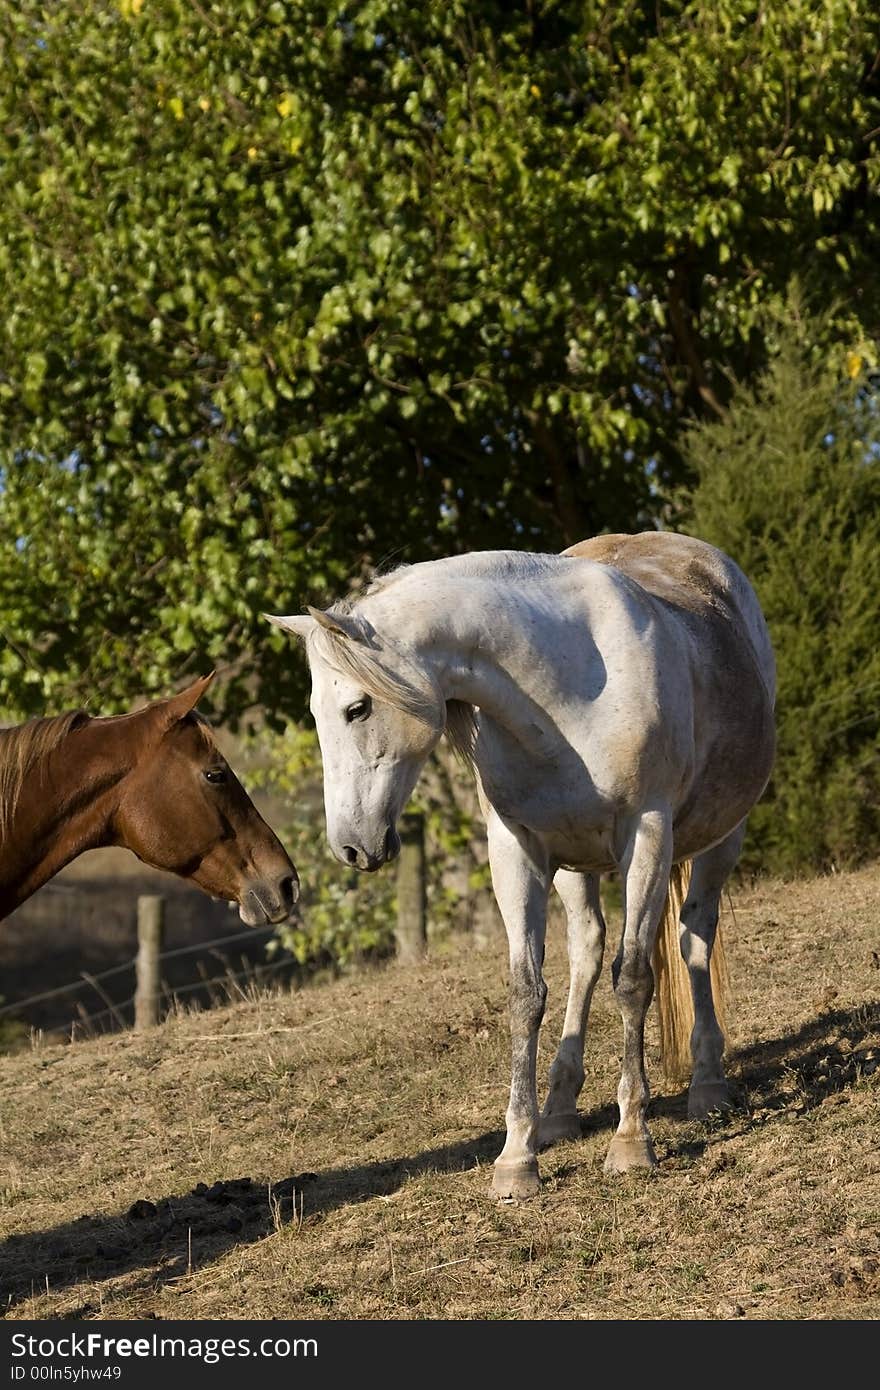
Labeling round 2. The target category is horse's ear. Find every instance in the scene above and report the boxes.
[157,672,216,727]
[265,608,363,642]
[306,606,363,641]
[263,612,314,641]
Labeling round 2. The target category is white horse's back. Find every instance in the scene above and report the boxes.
[564,531,776,704]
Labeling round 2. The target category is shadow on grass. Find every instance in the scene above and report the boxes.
[0,1127,507,1317]
[2,998,877,1315]
[656,998,880,1165]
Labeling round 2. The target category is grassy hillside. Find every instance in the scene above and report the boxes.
[1,866,879,1321]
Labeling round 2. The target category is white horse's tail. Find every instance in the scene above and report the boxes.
[652,860,728,1085]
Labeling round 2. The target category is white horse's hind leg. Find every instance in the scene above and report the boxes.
[486,811,551,1200]
[681,821,745,1119]
[605,805,673,1174]
[539,870,606,1147]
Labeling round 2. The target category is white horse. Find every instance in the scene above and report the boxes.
[267,532,776,1198]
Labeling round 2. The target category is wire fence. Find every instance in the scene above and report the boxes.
[0,925,282,1019]
[67,953,300,1032]
[0,914,297,1037]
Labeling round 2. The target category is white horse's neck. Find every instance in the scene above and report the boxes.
[361,555,581,763]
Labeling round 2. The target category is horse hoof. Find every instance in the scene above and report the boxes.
[490,1158,541,1201]
[688,1082,731,1119]
[603,1136,657,1174]
[538,1112,582,1148]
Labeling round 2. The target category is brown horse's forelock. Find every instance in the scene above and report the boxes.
[187,710,219,752]
[0,710,89,840]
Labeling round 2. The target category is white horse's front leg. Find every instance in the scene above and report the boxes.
[539,870,606,1147]
[486,811,550,1200]
[606,805,673,1174]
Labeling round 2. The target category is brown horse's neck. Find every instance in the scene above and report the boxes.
[0,716,137,918]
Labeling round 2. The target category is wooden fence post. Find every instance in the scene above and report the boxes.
[134,895,164,1030]
[395,811,427,963]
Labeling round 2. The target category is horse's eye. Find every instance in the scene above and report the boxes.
[204,768,228,785]
[345,697,372,723]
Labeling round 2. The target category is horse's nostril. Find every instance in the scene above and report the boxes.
[343,845,359,866]
[280,874,299,906]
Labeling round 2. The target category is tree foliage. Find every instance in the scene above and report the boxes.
[682,305,880,873]
[0,1,877,720]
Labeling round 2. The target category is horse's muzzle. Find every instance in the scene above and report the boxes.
[240,872,299,926]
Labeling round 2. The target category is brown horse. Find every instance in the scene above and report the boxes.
[0,673,298,925]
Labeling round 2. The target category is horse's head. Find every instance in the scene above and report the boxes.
[113,674,298,925]
[267,608,443,871]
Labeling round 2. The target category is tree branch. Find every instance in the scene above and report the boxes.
[667,266,728,420]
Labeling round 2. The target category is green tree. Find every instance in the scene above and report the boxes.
[0,1,877,720]
[681,306,880,873]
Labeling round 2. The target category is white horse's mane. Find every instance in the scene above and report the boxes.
[310,619,479,761]
[308,622,442,727]
[360,550,560,600]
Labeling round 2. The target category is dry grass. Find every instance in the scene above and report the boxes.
[1,865,879,1321]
